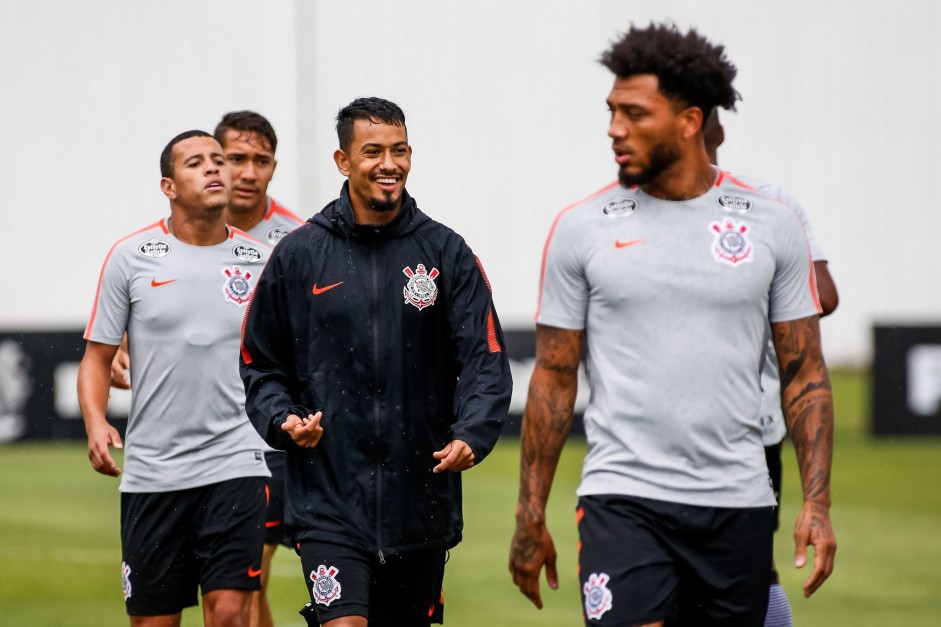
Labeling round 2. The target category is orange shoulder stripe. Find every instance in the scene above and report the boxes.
[535,181,619,320]
[84,220,166,339]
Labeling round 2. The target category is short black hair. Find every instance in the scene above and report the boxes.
[160,130,214,178]
[214,110,278,153]
[600,23,740,119]
[335,97,406,152]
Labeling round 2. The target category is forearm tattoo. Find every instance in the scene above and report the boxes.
[773,316,834,506]
[516,327,582,521]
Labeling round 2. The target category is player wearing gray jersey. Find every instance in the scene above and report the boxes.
[85,216,269,491]
[537,174,817,508]
[509,24,836,627]
[214,110,304,627]
[78,130,269,627]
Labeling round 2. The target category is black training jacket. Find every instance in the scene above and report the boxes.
[240,183,512,557]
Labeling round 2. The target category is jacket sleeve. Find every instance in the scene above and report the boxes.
[445,240,512,464]
[240,249,313,449]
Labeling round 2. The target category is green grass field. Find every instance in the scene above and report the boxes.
[2,370,939,625]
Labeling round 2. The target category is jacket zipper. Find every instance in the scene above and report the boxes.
[371,247,385,564]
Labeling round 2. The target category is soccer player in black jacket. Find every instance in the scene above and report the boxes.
[240,97,512,627]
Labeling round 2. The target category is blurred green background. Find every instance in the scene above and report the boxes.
[2,370,939,626]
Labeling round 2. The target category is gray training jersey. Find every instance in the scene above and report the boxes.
[246,197,305,246]
[84,218,270,493]
[741,176,828,447]
[537,170,821,508]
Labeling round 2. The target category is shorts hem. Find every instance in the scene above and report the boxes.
[314,605,369,623]
[126,602,193,617]
[200,579,262,594]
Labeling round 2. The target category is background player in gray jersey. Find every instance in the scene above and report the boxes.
[79,130,269,626]
[214,110,304,627]
[705,110,839,627]
[509,24,836,626]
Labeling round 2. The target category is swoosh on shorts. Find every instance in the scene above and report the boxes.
[247,566,262,578]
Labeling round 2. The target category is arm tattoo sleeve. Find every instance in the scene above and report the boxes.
[773,316,834,506]
[516,325,582,522]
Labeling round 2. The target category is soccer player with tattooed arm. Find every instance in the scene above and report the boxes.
[508,23,835,627]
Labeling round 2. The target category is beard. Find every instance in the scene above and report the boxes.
[618,138,682,188]
[367,193,400,213]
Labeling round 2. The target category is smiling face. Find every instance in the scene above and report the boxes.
[334,118,411,225]
[607,74,687,188]
[221,129,277,217]
[161,136,231,216]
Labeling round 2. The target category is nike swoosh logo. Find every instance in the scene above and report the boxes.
[151,278,178,287]
[312,281,344,295]
[247,566,262,578]
[614,238,646,249]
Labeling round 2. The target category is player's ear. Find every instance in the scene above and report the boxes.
[680,106,703,140]
[334,149,351,177]
[160,177,177,201]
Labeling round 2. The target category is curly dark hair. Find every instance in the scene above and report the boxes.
[600,23,740,118]
[214,110,278,154]
[336,97,406,152]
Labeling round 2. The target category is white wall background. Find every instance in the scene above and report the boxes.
[2,0,940,366]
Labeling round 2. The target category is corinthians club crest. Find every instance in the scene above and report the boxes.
[583,572,614,620]
[221,265,253,306]
[709,217,754,266]
[403,263,439,310]
[310,564,342,606]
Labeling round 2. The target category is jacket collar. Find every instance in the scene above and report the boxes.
[313,182,426,239]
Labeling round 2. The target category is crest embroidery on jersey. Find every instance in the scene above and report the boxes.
[221,266,253,306]
[709,218,754,266]
[310,564,342,606]
[583,572,613,620]
[403,264,439,310]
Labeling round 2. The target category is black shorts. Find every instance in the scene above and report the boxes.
[297,541,446,627]
[765,442,783,532]
[264,451,292,546]
[119,477,266,616]
[577,494,773,627]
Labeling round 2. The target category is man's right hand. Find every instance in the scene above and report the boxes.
[87,422,123,477]
[281,412,324,448]
[509,517,559,609]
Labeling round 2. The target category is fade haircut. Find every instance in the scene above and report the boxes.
[160,130,214,178]
[600,23,740,120]
[336,97,407,153]
[214,110,278,153]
